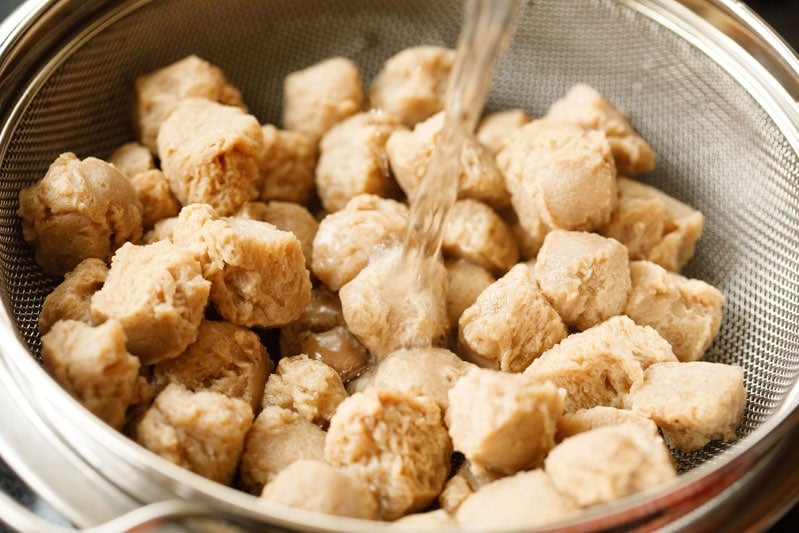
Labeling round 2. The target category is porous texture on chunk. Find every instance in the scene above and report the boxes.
[316,111,399,212]
[312,194,408,291]
[446,368,564,475]
[171,204,311,328]
[324,389,452,520]
[545,83,656,176]
[458,263,567,372]
[386,112,510,208]
[129,169,181,229]
[369,46,455,127]
[631,362,745,451]
[600,177,704,272]
[625,260,724,362]
[18,152,143,277]
[39,258,108,335]
[42,319,139,430]
[279,286,369,381]
[108,142,154,177]
[258,125,317,204]
[497,120,617,243]
[592,315,678,370]
[525,319,646,413]
[142,216,178,244]
[455,470,578,528]
[239,405,326,493]
[133,55,246,153]
[263,354,347,426]
[444,259,495,329]
[442,199,519,273]
[544,423,676,508]
[283,57,363,144]
[373,347,470,410]
[133,383,253,484]
[534,230,631,330]
[261,460,378,520]
[238,201,318,270]
[340,247,448,360]
[476,109,531,155]
[152,319,270,411]
[90,241,210,365]
[157,98,263,215]
[557,406,660,442]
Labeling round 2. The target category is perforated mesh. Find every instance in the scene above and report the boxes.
[0,0,798,476]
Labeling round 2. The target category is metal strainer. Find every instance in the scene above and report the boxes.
[1,0,798,530]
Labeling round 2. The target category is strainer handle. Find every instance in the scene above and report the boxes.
[0,492,242,533]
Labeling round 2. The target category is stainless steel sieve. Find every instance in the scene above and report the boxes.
[1,0,799,530]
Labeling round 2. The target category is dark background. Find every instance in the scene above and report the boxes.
[0,0,798,531]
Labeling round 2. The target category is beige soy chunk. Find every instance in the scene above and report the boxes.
[534,230,631,331]
[385,112,510,209]
[455,470,578,529]
[90,241,210,365]
[133,55,246,153]
[586,315,677,370]
[129,169,181,229]
[445,259,495,329]
[557,406,660,442]
[459,263,567,373]
[476,108,531,155]
[108,142,154,177]
[157,98,262,215]
[39,258,108,335]
[373,347,470,410]
[631,362,745,452]
[312,194,408,291]
[325,389,452,520]
[447,368,564,475]
[283,57,363,144]
[18,152,143,277]
[238,201,318,270]
[41,319,139,430]
[261,460,378,520]
[625,260,724,362]
[525,319,646,413]
[263,354,347,426]
[279,286,369,382]
[544,423,676,508]
[152,319,270,412]
[340,246,448,359]
[369,46,455,127]
[316,111,399,213]
[497,120,617,240]
[442,199,519,274]
[258,125,317,205]
[133,384,252,484]
[601,177,704,272]
[172,204,311,328]
[239,405,326,493]
[545,83,656,176]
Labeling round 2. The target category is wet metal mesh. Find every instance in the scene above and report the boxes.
[1,0,798,475]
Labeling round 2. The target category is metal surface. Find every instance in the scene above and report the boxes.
[0,0,798,530]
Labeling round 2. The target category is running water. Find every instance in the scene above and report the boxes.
[377,0,519,355]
